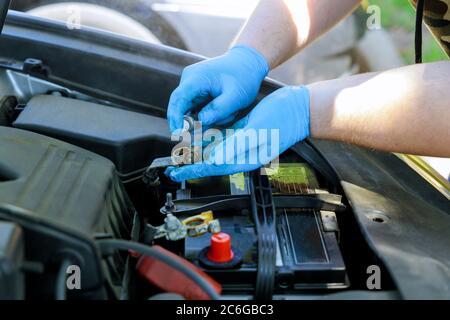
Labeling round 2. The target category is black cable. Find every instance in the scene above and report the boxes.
[96,239,221,300]
[415,0,425,63]
[55,259,73,300]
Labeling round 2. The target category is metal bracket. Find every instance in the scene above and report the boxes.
[143,211,221,242]
[160,193,346,216]
[320,210,340,242]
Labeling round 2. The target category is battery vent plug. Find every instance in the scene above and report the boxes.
[198,232,243,269]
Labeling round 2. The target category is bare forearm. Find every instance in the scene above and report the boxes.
[308,62,450,157]
[235,0,361,69]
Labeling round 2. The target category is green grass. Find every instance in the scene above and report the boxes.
[369,0,415,30]
[367,0,448,63]
[423,36,449,62]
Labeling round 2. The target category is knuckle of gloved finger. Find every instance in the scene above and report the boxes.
[167,98,182,119]
[180,68,200,84]
[183,61,212,77]
[169,88,191,110]
[169,86,183,101]
[228,80,255,105]
[167,107,186,129]
[167,102,178,120]
[182,63,201,75]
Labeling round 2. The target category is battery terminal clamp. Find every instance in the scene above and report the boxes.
[143,210,221,242]
[142,147,202,187]
[142,115,201,187]
[182,211,221,238]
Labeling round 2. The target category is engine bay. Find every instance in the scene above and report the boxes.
[0,71,397,300]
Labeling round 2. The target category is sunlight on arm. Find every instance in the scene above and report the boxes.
[283,0,311,48]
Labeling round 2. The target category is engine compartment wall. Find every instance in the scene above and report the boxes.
[0,126,137,297]
[0,126,135,238]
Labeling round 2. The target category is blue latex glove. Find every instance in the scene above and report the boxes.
[167,45,269,133]
[166,86,311,182]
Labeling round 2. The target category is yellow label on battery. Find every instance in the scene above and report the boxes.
[266,163,319,195]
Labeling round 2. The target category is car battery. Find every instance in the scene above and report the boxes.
[183,163,348,293]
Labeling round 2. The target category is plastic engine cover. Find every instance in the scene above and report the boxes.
[0,127,135,298]
[13,95,174,182]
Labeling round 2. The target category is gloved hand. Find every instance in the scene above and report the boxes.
[167,45,269,133]
[166,86,311,182]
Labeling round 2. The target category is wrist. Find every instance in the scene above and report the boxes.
[229,44,270,80]
[289,86,311,142]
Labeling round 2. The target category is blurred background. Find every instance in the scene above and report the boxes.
[9,0,450,180]
[370,0,448,64]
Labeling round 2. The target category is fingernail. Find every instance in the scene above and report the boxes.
[171,128,184,136]
[164,167,175,177]
[169,171,182,182]
[170,118,183,133]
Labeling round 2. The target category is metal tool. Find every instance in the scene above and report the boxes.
[142,145,198,186]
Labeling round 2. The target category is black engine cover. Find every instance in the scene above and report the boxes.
[13,95,174,182]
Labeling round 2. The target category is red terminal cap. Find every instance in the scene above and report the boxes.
[207,232,234,263]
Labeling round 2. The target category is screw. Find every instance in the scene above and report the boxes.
[183,115,195,132]
[164,193,175,213]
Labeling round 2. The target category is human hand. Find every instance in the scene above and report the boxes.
[167,45,269,133]
[166,86,311,182]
